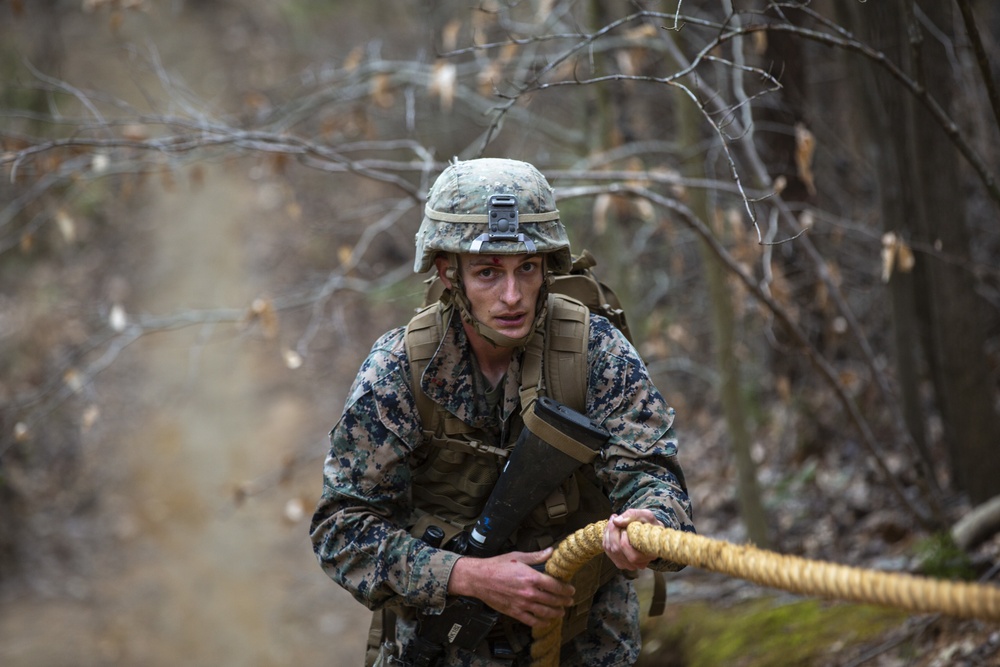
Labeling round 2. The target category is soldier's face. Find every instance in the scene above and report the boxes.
[441,253,544,341]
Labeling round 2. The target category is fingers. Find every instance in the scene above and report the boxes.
[469,550,576,626]
[515,588,574,626]
[611,507,659,528]
[604,511,659,570]
[508,573,576,627]
[520,546,554,566]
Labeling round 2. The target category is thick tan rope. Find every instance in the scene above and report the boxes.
[531,521,1000,667]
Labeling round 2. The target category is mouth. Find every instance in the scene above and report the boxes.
[494,312,527,329]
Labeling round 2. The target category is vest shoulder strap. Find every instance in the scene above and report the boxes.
[406,293,591,436]
[542,292,591,412]
[404,302,444,437]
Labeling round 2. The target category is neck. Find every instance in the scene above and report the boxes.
[463,320,513,387]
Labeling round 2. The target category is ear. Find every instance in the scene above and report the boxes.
[434,255,453,289]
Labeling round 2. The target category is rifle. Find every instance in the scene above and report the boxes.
[399,396,610,667]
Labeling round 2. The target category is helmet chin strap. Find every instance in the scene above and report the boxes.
[442,255,548,349]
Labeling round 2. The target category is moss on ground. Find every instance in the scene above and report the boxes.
[637,596,908,667]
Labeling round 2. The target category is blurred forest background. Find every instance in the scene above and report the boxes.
[1,1,999,666]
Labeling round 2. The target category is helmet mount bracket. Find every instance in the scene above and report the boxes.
[468,195,537,255]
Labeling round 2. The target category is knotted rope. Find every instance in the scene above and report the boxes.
[530,521,1000,667]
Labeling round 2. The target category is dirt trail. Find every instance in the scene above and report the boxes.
[0,7,370,667]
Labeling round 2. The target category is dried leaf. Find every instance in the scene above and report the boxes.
[441,19,462,52]
[799,209,815,231]
[370,73,395,109]
[881,232,914,282]
[794,123,817,196]
[633,198,655,223]
[338,245,353,266]
[283,348,303,370]
[623,23,657,43]
[616,50,638,77]
[56,208,76,243]
[477,60,502,96]
[82,404,100,432]
[896,240,915,273]
[881,232,897,282]
[91,153,110,174]
[284,497,306,523]
[109,303,128,332]
[122,124,148,141]
[429,61,457,113]
[13,422,29,442]
[248,297,279,339]
[592,193,612,235]
[64,368,84,393]
[343,46,364,72]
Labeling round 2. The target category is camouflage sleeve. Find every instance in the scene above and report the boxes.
[585,316,695,570]
[309,328,461,612]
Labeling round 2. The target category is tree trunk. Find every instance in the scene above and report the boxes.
[845,0,1000,503]
[676,86,772,548]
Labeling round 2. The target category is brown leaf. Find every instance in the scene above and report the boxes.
[592,194,612,235]
[337,245,353,266]
[343,46,364,72]
[246,297,279,339]
[752,30,768,56]
[880,232,914,282]
[477,60,502,96]
[794,123,817,196]
[429,61,457,113]
[441,19,462,52]
[121,123,148,141]
[370,73,395,109]
[896,240,915,273]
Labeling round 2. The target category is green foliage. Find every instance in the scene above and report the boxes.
[912,533,976,581]
[639,597,907,667]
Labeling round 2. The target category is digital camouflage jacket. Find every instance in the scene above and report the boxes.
[310,310,695,665]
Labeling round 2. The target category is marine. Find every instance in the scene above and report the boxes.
[310,157,696,666]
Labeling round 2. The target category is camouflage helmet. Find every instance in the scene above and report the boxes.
[414,158,573,274]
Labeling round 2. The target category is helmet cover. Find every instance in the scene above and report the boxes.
[414,158,572,274]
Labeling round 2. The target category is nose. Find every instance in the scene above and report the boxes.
[499,273,521,305]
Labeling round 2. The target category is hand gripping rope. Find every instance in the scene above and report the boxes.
[530,521,1000,667]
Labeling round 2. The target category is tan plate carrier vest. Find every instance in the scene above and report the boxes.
[365,262,664,663]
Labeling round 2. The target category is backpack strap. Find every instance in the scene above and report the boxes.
[405,302,498,451]
[404,303,444,437]
[541,293,591,413]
